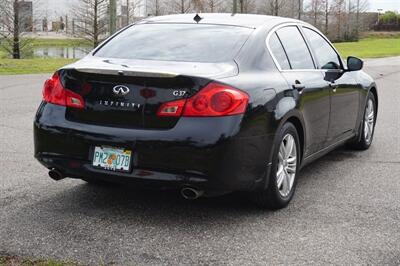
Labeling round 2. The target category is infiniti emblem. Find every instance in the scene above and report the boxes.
[113,85,130,96]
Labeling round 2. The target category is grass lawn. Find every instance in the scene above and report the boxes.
[0,38,87,74]
[334,37,400,58]
[28,38,90,48]
[0,58,76,75]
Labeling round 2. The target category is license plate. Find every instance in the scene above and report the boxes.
[92,146,132,172]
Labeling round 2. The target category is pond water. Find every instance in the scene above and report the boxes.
[23,47,91,59]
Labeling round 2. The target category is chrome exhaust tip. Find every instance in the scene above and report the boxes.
[181,187,204,200]
[48,169,65,181]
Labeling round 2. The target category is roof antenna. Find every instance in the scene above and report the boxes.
[193,13,202,23]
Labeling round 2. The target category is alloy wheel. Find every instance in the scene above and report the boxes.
[364,99,375,144]
[276,134,297,197]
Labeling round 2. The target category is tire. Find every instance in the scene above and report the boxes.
[348,92,377,150]
[252,122,301,210]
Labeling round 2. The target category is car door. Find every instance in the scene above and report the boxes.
[302,27,361,143]
[268,26,330,156]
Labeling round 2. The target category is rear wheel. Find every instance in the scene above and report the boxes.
[348,92,376,150]
[252,122,300,209]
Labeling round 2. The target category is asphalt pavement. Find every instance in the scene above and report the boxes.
[0,57,399,265]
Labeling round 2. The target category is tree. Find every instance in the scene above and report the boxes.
[202,0,225,12]
[192,0,205,12]
[147,0,164,16]
[298,0,303,19]
[109,0,117,34]
[169,0,193,13]
[354,0,369,39]
[262,0,286,16]
[380,11,399,24]
[73,0,108,48]
[323,0,330,35]
[331,0,345,40]
[284,0,303,19]
[126,0,143,24]
[344,0,354,40]
[0,0,36,59]
[308,0,324,27]
[239,0,256,13]
[166,0,207,13]
[327,0,369,41]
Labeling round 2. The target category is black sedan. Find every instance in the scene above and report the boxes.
[34,14,377,209]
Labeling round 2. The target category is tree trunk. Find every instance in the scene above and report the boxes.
[13,0,20,59]
[290,0,294,18]
[346,0,351,40]
[298,0,302,19]
[313,8,317,25]
[126,0,130,25]
[324,0,329,35]
[355,0,360,40]
[109,0,117,34]
[93,0,99,48]
[312,0,317,26]
[155,0,160,16]
[337,9,341,40]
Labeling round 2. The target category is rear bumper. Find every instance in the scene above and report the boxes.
[34,103,274,193]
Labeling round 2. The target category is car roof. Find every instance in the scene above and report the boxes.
[139,13,299,29]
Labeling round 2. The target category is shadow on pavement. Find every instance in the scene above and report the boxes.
[19,146,357,221]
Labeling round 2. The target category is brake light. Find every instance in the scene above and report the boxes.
[157,83,249,117]
[42,73,85,109]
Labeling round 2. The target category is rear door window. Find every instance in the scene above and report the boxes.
[268,33,291,70]
[276,26,315,70]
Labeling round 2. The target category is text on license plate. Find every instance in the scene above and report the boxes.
[92,146,132,172]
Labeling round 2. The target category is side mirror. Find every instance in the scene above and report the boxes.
[347,56,363,71]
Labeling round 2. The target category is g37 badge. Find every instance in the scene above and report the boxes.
[173,90,187,97]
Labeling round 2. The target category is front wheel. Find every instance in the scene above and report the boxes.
[251,122,300,209]
[348,92,377,150]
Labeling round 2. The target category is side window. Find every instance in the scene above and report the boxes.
[268,33,291,70]
[276,26,315,70]
[303,28,341,70]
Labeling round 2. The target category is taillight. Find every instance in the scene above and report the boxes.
[157,98,186,117]
[157,83,249,117]
[42,73,85,109]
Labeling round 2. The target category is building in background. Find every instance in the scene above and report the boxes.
[116,0,150,28]
[18,0,33,32]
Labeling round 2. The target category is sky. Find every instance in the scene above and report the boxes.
[368,0,400,12]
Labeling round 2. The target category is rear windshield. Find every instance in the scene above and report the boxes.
[94,24,253,63]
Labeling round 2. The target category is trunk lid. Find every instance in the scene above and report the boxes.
[60,58,237,129]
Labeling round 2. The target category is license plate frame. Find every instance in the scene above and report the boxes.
[92,146,132,173]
